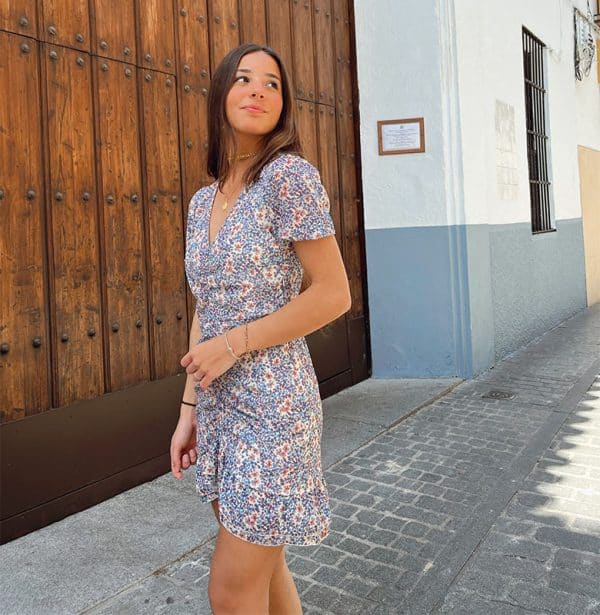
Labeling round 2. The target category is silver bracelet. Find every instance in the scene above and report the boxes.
[224,331,241,360]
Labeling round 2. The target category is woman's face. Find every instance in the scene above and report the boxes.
[225,51,284,147]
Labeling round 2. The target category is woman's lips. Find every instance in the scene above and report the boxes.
[243,106,265,114]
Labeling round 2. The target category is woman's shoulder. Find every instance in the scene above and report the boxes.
[193,180,217,199]
[261,153,317,180]
[189,181,216,206]
[186,182,216,223]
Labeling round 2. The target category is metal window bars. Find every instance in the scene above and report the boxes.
[522,28,553,234]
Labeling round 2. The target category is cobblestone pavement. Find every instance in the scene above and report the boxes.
[85,307,600,614]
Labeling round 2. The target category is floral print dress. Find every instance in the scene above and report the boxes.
[184,153,335,546]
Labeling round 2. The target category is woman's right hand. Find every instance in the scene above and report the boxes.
[170,408,198,479]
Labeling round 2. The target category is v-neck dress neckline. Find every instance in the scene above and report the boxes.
[206,182,247,250]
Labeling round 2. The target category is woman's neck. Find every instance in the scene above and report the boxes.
[232,134,261,157]
[223,137,261,187]
[223,158,253,189]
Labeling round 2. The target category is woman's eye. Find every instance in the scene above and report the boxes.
[235,75,249,83]
[266,81,279,89]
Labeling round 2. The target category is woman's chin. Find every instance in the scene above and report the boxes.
[232,122,276,138]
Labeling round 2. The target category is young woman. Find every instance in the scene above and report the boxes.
[170,43,351,614]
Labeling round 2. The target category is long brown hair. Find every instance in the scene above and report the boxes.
[207,43,302,187]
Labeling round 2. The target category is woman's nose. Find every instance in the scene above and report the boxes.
[250,90,265,99]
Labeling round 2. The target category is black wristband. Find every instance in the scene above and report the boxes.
[181,400,196,407]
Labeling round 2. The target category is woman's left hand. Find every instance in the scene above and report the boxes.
[180,334,238,390]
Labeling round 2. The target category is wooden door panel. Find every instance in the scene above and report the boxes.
[332,0,353,112]
[291,0,316,101]
[92,0,136,63]
[207,0,240,71]
[41,0,90,51]
[1,0,38,37]
[175,0,211,328]
[137,0,176,73]
[0,33,49,422]
[333,0,364,319]
[316,103,341,242]
[337,110,364,318]
[296,100,318,167]
[266,0,293,77]
[239,0,267,45]
[44,44,104,406]
[308,317,350,381]
[95,58,150,391]
[175,0,211,200]
[313,0,335,106]
[141,69,188,379]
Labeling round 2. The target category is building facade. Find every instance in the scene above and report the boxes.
[355,0,600,378]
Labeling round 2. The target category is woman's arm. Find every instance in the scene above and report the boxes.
[179,308,201,417]
[230,235,351,354]
[181,235,351,389]
[171,307,200,479]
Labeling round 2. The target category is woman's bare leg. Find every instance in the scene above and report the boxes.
[209,521,283,615]
[268,549,302,615]
[209,499,302,614]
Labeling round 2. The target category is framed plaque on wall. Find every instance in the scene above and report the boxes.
[377,118,425,155]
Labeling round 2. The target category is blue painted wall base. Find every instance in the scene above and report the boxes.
[365,219,586,379]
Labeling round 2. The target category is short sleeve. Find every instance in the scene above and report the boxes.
[272,158,336,241]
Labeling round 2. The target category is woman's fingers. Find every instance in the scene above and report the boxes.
[171,454,190,479]
[186,362,198,375]
[170,414,198,480]
[172,455,195,478]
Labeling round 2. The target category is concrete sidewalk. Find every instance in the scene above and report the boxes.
[0,368,458,613]
[2,305,600,614]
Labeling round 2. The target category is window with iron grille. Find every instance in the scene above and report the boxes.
[522,28,554,233]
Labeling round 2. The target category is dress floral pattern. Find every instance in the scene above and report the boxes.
[184,153,335,546]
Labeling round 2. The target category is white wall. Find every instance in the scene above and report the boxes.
[354,0,450,230]
[355,0,599,232]
[453,0,599,227]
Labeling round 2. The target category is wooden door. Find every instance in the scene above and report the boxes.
[140,67,188,378]
[44,43,105,407]
[0,0,368,421]
[0,1,38,37]
[94,57,150,390]
[0,32,49,420]
[0,0,368,543]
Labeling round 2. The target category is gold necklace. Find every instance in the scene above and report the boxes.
[227,151,258,162]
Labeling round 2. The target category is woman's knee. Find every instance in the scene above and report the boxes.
[208,574,242,613]
[208,564,267,613]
